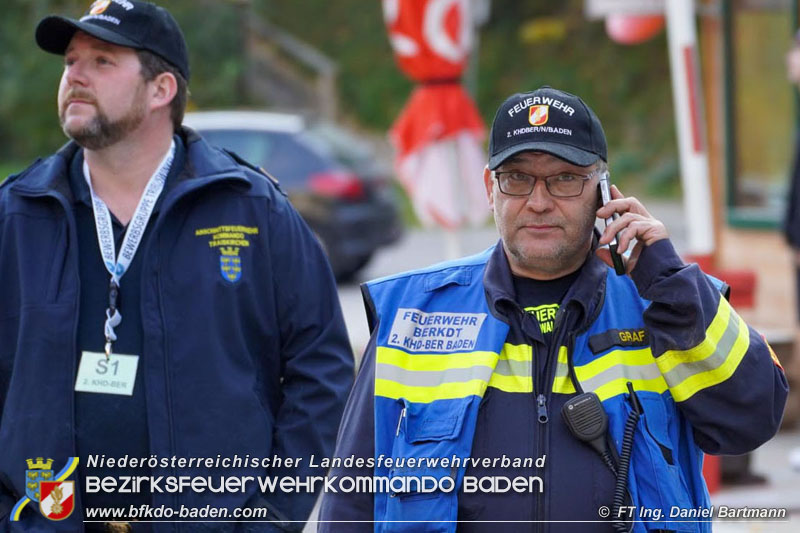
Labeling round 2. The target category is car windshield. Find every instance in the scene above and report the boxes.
[198,129,339,188]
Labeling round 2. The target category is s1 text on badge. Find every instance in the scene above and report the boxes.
[74,352,139,396]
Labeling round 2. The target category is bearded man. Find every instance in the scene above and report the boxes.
[0,2,353,531]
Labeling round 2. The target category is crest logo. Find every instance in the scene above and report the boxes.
[39,481,75,521]
[529,105,549,126]
[25,458,53,502]
[89,0,111,15]
[195,225,259,284]
[12,457,79,522]
[219,247,242,283]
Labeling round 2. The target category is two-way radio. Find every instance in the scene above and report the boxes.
[562,390,639,533]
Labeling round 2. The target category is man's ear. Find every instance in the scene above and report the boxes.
[148,71,177,112]
[483,166,494,211]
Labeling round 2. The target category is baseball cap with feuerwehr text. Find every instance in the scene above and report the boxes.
[488,86,607,169]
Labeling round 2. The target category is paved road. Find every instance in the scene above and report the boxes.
[711,428,800,532]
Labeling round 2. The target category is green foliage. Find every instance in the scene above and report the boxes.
[0,161,25,184]
[259,0,412,130]
[0,1,73,165]
[169,1,246,110]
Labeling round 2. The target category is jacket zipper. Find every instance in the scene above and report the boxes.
[534,342,546,533]
[144,201,182,533]
[155,269,179,532]
[534,304,573,533]
[144,177,249,532]
[524,308,548,533]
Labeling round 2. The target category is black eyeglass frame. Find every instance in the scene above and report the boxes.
[491,170,598,198]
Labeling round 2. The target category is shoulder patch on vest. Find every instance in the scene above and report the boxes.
[424,268,472,293]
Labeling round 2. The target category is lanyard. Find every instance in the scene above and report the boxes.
[83,140,176,358]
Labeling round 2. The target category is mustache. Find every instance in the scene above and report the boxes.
[62,89,97,106]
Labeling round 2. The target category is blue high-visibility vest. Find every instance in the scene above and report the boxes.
[365,248,713,533]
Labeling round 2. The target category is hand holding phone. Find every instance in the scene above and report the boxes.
[598,171,626,276]
[596,177,670,274]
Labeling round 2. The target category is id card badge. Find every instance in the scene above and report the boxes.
[75,351,139,396]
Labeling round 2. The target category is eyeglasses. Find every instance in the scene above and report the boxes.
[492,170,596,198]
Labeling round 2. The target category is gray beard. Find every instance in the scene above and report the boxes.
[502,210,597,277]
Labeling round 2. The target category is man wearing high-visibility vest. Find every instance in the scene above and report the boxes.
[319,86,788,533]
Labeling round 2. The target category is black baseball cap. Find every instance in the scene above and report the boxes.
[488,86,607,169]
[35,0,190,81]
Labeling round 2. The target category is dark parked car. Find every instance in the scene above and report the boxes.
[184,111,403,281]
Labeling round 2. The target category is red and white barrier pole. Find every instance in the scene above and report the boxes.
[665,0,715,261]
[665,0,725,493]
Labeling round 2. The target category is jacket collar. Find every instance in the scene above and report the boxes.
[8,141,80,199]
[176,127,251,184]
[483,236,608,329]
[10,127,251,199]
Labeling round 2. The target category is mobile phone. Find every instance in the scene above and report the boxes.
[598,171,626,276]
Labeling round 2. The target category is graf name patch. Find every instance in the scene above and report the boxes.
[588,328,649,354]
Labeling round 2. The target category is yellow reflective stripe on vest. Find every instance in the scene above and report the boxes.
[488,343,532,393]
[552,346,576,394]
[656,298,750,401]
[551,346,666,399]
[377,347,499,372]
[375,378,492,403]
[375,346,499,402]
[573,347,668,401]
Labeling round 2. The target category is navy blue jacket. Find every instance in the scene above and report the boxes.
[318,240,788,532]
[0,129,354,531]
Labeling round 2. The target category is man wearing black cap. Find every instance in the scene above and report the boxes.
[0,1,353,531]
[318,87,787,532]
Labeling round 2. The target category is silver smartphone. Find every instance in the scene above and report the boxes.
[598,171,626,275]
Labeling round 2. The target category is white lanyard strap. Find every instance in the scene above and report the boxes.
[82,140,176,357]
[83,140,175,284]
